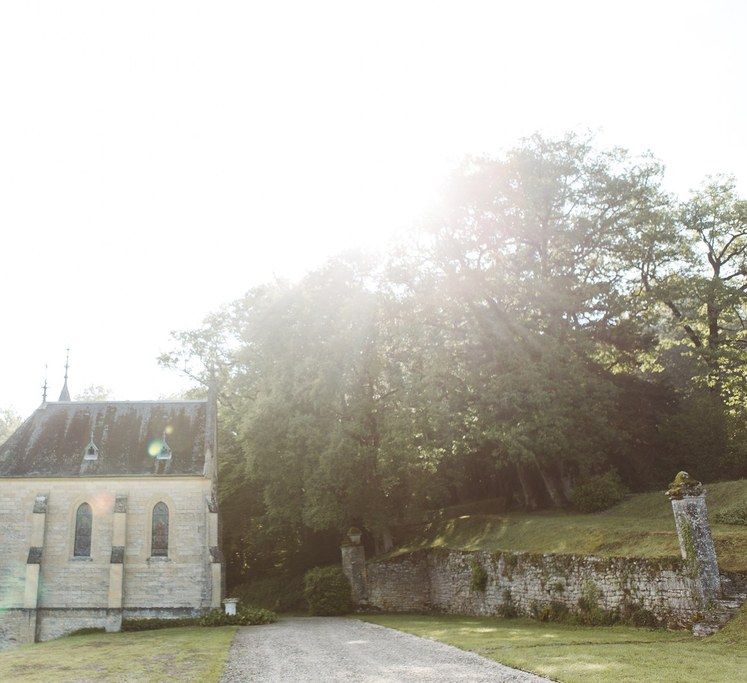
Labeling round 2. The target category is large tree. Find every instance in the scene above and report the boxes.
[388,133,671,507]
[636,178,747,404]
[162,134,746,584]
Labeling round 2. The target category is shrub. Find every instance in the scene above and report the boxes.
[577,580,601,613]
[469,557,488,592]
[574,581,619,625]
[122,617,199,631]
[234,574,305,612]
[501,553,518,577]
[199,607,277,626]
[303,566,352,616]
[713,505,747,526]
[572,605,618,626]
[571,471,628,512]
[122,606,277,631]
[625,606,659,628]
[498,589,517,618]
[533,601,569,622]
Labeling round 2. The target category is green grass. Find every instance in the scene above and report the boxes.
[0,626,237,682]
[359,607,747,683]
[393,479,747,572]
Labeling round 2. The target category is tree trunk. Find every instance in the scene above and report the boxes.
[379,527,394,554]
[560,461,575,501]
[536,460,568,508]
[516,461,540,510]
[706,291,724,397]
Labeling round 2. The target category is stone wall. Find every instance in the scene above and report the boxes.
[36,609,122,642]
[0,610,36,650]
[363,549,703,625]
[366,553,430,612]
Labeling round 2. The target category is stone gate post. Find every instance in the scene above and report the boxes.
[341,527,368,606]
[667,471,721,605]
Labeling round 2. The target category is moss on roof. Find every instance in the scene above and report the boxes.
[0,400,207,477]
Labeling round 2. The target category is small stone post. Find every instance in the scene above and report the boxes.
[667,471,721,605]
[341,527,368,606]
[223,598,238,616]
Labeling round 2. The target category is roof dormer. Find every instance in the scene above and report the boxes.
[156,431,172,461]
[83,432,99,461]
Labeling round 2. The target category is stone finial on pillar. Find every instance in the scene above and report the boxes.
[341,527,367,606]
[667,471,721,605]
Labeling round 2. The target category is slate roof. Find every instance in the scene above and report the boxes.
[0,401,208,477]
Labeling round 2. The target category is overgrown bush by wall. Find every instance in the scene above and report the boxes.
[469,557,488,592]
[121,606,277,631]
[234,574,305,612]
[199,606,277,626]
[122,617,198,631]
[571,471,628,512]
[304,566,352,616]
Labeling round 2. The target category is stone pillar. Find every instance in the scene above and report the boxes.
[207,493,222,610]
[107,494,127,631]
[23,493,48,642]
[667,472,721,605]
[24,553,42,607]
[341,528,367,606]
[209,548,223,610]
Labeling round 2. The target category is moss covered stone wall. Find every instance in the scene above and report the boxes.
[364,549,705,627]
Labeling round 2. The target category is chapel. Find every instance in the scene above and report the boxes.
[0,369,223,647]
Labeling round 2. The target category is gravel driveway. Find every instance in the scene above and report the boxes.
[220,616,548,682]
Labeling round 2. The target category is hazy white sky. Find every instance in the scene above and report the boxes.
[1,1,745,415]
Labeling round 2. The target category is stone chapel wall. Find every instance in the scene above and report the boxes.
[0,477,216,648]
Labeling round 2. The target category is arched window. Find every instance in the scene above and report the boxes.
[151,502,169,557]
[74,503,92,557]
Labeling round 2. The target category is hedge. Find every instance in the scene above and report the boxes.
[121,606,277,631]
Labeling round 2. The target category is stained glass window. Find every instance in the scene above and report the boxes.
[74,502,92,557]
[152,502,169,556]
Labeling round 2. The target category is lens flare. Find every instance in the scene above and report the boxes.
[147,439,164,458]
[91,491,113,515]
[0,567,26,609]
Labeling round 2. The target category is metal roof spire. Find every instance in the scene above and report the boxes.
[41,364,48,404]
[58,348,71,401]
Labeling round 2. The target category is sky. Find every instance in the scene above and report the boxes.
[1,1,745,415]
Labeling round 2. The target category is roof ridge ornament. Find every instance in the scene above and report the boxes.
[41,364,48,404]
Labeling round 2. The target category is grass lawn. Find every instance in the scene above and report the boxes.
[0,626,237,682]
[359,607,747,683]
[393,479,747,572]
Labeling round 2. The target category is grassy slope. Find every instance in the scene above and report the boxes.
[393,479,747,572]
[0,626,237,682]
[360,607,747,683]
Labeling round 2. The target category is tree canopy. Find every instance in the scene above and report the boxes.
[0,407,21,445]
[161,133,747,584]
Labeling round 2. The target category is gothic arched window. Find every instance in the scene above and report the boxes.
[151,502,169,557]
[74,503,92,557]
